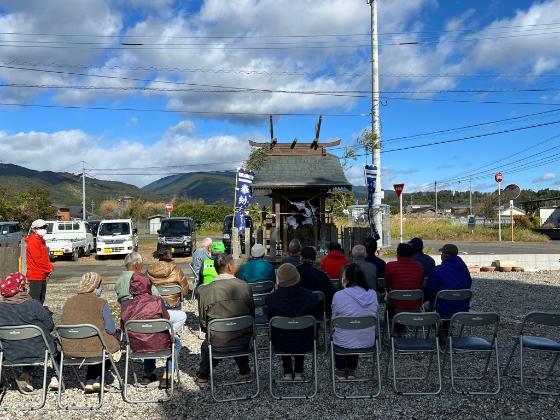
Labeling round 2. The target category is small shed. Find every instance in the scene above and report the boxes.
[147,215,164,235]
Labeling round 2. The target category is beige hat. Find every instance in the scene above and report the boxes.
[276,263,300,288]
[251,243,266,258]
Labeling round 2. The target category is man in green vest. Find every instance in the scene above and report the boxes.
[201,241,225,285]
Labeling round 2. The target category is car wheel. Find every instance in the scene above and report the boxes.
[84,246,91,257]
[72,250,79,261]
[96,254,105,260]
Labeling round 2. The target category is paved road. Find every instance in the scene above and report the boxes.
[423,240,560,255]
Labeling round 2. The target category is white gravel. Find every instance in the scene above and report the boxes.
[2,270,560,419]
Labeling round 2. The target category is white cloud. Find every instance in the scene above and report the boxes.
[168,119,195,135]
[532,172,557,183]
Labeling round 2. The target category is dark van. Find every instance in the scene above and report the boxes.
[157,217,195,257]
[222,214,254,253]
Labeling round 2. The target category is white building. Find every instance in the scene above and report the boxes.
[539,207,560,227]
[147,215,164,235]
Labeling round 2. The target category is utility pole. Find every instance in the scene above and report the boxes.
[82,161,86,221]
[469,176,473,214]
[434,180,438,217]
[368,0,382,245]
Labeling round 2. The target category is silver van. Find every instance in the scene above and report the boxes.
[0,222,24,247]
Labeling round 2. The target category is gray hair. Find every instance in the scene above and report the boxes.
[351,244,367,260]
[288,239,302,255]
[125,252,143,269]
[201,237,213,247]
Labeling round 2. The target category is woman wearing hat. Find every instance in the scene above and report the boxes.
[26,219,54,304]
[237,243,275,284]
[0,272,58,392]
[60,272,121,393]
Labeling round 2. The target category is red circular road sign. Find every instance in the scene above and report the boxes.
[393,183,405,198]
[495,172,503,183]
[166,203,174,213]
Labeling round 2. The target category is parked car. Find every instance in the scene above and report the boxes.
[0,221,24,247]
[43,220,95,261]
[222,214,254,254]
[157,217,195,257]
[96,219,138,258]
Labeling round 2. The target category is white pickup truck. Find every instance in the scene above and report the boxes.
[44,220,94,261]
[96,219,138,258]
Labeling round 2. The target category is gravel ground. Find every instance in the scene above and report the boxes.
[2,270,560,419]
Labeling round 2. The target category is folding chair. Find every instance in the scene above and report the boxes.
[330,278,343,292]
[123,319,178,403]
[156,284,186,336]
[376,277,386,303]
[269,315,317,400]
[384,289,424,344]
[432,289,473,315]
[195,284,208,334]
[249,281,275,295]
[55,324,123,410]
[443,312,501,395]
[503,311,560,395]
[330,316,381,399]
[312,291,329,354]
[0,325,59,411]
[188,263,199,301]
[208,316,259,402]
[252,293,271,358]
[389,312,442,395]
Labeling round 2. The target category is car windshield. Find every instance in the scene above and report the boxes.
[98,222,131,236]
[160,219,191,236]
[0,225,9,235]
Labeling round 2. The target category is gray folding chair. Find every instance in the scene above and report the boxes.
[389,312,442,395]
[432,289,473,316]
[123,319,178,403]
[249,280,275,295]
[384,289,424,344]
[188,263,199,301]
[312,290,329,354]
[269,315,317,400]
[330,278,343,292]
[208,316,259,402]
[156,284,186,335]
[195,283,208,334]
[0,325,59,411]
[55,324,123,410]
[330,316,381,399]
[444,312,501,395]
[253,293,271,357]
[503,311,560,395]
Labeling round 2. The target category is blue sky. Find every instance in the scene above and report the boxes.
[1,0,560,193]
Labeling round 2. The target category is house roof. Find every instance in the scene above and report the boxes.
[253,153,351,190]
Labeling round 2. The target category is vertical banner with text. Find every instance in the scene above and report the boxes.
[234,168,255,234]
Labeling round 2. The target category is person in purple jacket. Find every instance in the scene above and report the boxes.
[331,263,378,380]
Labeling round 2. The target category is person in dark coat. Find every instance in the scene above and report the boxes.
[121,272,179,385]
[364,237,386,288]
[266,263,320,380]
[409,237,436,278]
[0,272,58,392]
[297,246,335,317]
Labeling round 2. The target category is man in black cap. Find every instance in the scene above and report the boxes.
[296,246,335,317]
[409,237,435,277]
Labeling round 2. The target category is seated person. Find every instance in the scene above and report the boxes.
[148,249,190,308]
[120,272,181,386]
[351,244,377,290]
[425,244,472,342]
[115,252,159,304]
[364,237,386,284]
[61,272,120,393]
[332,264,378,380]
[191,237,213,281]
[384,243,424,313]
[200,241,226,285]
[320,242,349,280]
[0,272,58,392]
[266,263,319,381]
[196,253,255,384]
[409,237,436,278]
[281,239,302,266]
[237,243,275,284]
[297,246,335,318]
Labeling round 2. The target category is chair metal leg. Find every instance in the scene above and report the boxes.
[502,337,519,376]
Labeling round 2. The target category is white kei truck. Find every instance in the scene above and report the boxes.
[43,220,95,261]
[95,219,138,258]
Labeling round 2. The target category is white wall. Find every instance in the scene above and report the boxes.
[539,208,560,227]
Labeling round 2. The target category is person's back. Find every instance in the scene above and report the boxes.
[201,241,225,285]
[115,252,159,304]
[121,272,171,353]
[426,245,472,317]
[385,243,424,310]
[237,244,275,283]
[409,237,435,277]
[320,243,348,279]
[296,247,335,317]
[364,237,386,280]
[351,244,377,290]
[147,256,189,308]
[281,238,302,266]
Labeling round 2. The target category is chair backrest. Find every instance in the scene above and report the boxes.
[387,289,424,302]
[124,319,173,335]
[156,284,183,297]
[434,289,472,308]
[252,293,268,308]
[189,263,199,282]
[331,316,378,333]
[377,277,385,289]
[56,324,102,340]
[521,311,560,332]
[392,312,440,331]
[0,325,45,342]
[270,315,316,331]
[208,315,255,334]
[249,281,275,295]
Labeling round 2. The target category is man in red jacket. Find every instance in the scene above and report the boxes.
[26,219,54,305]
[320,242,349,280]
[384,243,424,312]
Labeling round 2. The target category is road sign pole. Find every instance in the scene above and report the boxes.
[399,193,403,243]
[510,199,514,242]
[498,182,502,242]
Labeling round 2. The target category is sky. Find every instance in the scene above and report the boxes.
[1,0,560,194]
